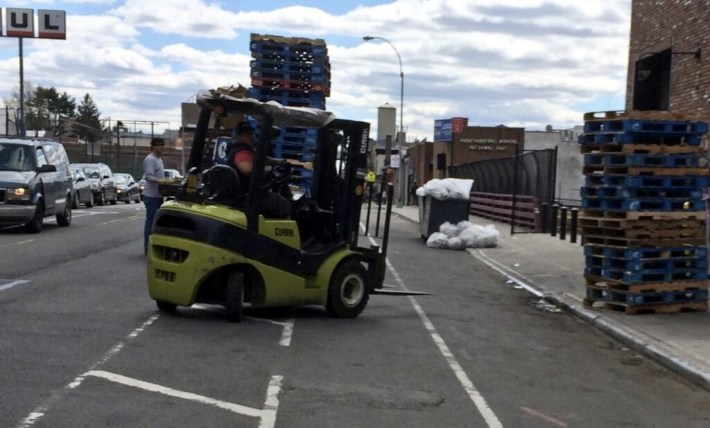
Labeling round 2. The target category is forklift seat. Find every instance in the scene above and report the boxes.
[202,164,244,206]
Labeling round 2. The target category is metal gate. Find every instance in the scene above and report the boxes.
[448,147,557,234]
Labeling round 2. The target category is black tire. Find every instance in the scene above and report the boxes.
[98,191,105,206]
[72,192,79,209]
[86,195,94,208]
[25,201,44,233]
[224,272,244,323]
[156,300,177,312]
[56,196,72,227]
[326,260,369,318]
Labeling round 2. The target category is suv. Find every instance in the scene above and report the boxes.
[71,162,117,205]
[0,138,73,232]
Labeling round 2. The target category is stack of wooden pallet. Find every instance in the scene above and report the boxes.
[579,110,709,314]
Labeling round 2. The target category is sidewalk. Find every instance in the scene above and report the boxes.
[391,205,710,391]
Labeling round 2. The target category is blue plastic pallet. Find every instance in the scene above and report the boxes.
[251,69,330,83]
[583,119,708,134]
[251,51,330,65]
[583,152,701,168]
[250,40,328,56]
[580,186,703,199]
[586,286,708,305]
[250,59,329,74]
[583,245,707,260]
[584,174,710,189]
[585,255,707,272]
[248,88,326,109]
[581,196,704,211]
[578,133,702,145]
[584,266,708,283]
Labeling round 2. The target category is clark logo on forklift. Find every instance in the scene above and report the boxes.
[275,227,295,237]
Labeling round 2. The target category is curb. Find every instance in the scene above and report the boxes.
[550,293,710,392]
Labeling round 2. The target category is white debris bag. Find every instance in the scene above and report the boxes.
[426,232,449,248]
[421,178,474,201]
[426,222,499,250]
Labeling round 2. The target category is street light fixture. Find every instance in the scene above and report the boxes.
[363,35,405,207]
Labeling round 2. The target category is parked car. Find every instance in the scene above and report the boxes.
[71,162,117,206]
[71,167,95,208]
[164,169,183,180]
[113,173,141,204]
[0,138,73,232]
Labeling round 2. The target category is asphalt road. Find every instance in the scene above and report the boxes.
[1,203,709,427]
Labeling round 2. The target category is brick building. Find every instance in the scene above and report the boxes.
[626,0,710,118]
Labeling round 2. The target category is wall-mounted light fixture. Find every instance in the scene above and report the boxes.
[640,47,701,61]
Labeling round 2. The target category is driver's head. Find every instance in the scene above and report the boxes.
[235,121,254,144]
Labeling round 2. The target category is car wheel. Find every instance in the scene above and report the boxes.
[56,196,72,227]
[98,191,105,206]
[326,259,369,318]
[86,194,94,208]
[156,300,177,312]
[72,192,79,209]
[25,200,45,233]
[224,271,244,323]
[110,193,117,205]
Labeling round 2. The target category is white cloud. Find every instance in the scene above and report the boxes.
[0,0,632,139]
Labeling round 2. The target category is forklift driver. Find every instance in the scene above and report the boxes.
[226,121,291,217]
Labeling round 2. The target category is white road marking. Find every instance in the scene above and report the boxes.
[468,248,543,297]
[193,304,296,347]
[16,314,160,428]
[3,239,34,247]
[0,279,30,291]
[85,370,264,417]
[259,375,283,428]
[520,406,568,427]
[362,229,503,428]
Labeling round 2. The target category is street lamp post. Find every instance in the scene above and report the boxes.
[363,35,405,207]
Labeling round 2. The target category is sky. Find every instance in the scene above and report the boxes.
[0,0,632,141]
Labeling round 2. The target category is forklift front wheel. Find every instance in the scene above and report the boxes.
[326,260,369,318]
[156,300,177,313]
[225,272,244,323]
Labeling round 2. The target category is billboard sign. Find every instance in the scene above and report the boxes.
[3,8,66,39]
[434,119,452,142]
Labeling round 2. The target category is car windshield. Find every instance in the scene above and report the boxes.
[114,175,128,184]
[0,143,35,172]
[83,167,100,178]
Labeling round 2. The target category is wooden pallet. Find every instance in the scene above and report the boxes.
[582,234,705,247]
[583,166,708,176]
[584,110,707,122]
[584,276,710,293]
[583,299,708,314]
[580,210,706,221]
[578,217,704,230]
[579,143,706,155]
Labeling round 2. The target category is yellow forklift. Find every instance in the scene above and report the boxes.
[147,89,406,322]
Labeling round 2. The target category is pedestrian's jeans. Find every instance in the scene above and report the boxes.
[144,196,164,255]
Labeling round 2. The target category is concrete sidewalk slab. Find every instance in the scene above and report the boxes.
[390,205,710,391]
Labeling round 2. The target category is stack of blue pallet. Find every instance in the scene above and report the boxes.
[248,33,331,195]
[578,110,709,314]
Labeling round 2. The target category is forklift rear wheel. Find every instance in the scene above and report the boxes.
[326,260,369,318]
[225,272,244,323]
[156,300,177,312]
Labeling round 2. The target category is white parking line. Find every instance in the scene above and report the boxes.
[85,370,265,417]
[16,314,160,428]
[0,279,30,291]
[363,230,503,428]
[192,304,295,347]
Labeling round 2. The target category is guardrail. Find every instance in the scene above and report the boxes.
[469,192,541,231]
